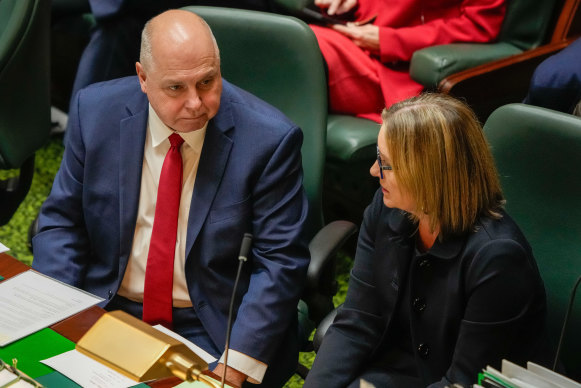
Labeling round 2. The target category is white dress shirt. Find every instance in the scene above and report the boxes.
[117,105,266,384]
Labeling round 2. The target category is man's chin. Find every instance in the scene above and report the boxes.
[173,118,208,133]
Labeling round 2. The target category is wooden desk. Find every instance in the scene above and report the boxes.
[0,253,183,388]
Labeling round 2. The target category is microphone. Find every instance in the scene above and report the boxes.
[221,233,253,387]
[553,274,581,371]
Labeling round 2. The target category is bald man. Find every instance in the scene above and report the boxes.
[33,10,310,387]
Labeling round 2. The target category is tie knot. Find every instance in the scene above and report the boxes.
[169,133,184,148]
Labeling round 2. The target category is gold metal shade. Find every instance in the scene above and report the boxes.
[76,310,220,387]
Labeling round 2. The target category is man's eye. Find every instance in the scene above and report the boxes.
[168,85,181,91]
[199,79,212,87]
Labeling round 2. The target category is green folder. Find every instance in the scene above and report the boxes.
[0,328,75,378]
[35,371,82,387]
[35,371,150,388]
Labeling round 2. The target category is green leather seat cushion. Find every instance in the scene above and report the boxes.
[326,115,381,162]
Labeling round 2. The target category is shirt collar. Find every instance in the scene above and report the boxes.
[148,104,207,153]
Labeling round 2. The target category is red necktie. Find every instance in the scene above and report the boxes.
[142,133,185,328]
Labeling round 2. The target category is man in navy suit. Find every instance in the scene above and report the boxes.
[32,9,309,387]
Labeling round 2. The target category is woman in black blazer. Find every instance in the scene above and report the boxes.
[304,94,552,387]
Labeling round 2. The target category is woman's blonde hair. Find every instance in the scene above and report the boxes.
[382,93,504,237]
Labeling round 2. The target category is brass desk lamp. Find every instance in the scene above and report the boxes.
[76,310,221,388]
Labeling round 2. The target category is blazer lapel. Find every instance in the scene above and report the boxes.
[118,93,148,273]
[185,98,234,258]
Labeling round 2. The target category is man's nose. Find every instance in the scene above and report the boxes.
[184,89,202,110]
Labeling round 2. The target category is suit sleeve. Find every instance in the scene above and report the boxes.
[379,0,506,63]
[304,191,387,387]
[428,239,547,387]
[228,126,311,365]
[31,91,91,287]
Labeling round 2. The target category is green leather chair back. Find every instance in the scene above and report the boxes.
[179,10,360,368]
[0,0,50,169]
[182,6,328,238]
[484,104,581,381]
[498,0,559,50]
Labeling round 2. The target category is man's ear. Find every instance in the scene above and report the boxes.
[135,62,147,93]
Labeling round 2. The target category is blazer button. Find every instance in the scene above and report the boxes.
[418,343,430,358]
[413,297,426,313]
[418,259,431,269]
[108,290,113,300]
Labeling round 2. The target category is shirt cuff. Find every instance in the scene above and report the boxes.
[218,349,267,384]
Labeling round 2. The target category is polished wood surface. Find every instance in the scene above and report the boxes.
[0,252,30,277]
[552,0,581,41]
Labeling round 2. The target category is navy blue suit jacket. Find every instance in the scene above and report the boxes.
[32,76,310,367]
[523,37,581,114]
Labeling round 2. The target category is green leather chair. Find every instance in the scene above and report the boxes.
[484,103,581,382]
[181,6,358,377]
[0,0,51,225]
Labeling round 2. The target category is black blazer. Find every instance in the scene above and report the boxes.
[305,189,552,387]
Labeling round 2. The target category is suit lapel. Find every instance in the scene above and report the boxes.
[185,93,234,258]
[119,92,148,272]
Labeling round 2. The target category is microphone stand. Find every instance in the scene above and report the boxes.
[552,274,581,371]
[222,233,253,388]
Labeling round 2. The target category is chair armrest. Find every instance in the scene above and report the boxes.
[436,40,572,121]
[326,114,381,162]
[307,220,358,290]
[438,40,572,93]
[313,305,340,352]
[410,42,522,88]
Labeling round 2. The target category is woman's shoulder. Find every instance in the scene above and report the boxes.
[476,210,530,245]
[465,209,535,263]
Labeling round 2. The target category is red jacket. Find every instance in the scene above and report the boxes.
[312,0,506,122]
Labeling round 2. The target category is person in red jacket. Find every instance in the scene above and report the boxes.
[311,0,507,122]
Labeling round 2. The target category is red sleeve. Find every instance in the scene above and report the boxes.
[379,0,506,63]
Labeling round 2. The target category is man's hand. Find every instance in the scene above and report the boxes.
[332,23,380,53]
[212,363,247,388]
[314,0,357,15]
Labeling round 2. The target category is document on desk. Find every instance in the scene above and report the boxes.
[153,324,217,364]
[0,270,103,347]
[41,350,138,388]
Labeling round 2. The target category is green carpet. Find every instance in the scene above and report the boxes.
[0,134,352,387]
[0,134,65,265]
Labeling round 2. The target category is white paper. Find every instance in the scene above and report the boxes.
[0,270,104,346]
[41,350,137,388]
[501,359,560,388]
[0,368,36,387]
[0,368,18,385]
[152,324,217,364]
[8,380,36,388]
[527,362,581,388]
[0,242,8,254]
[175,379,232,387]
